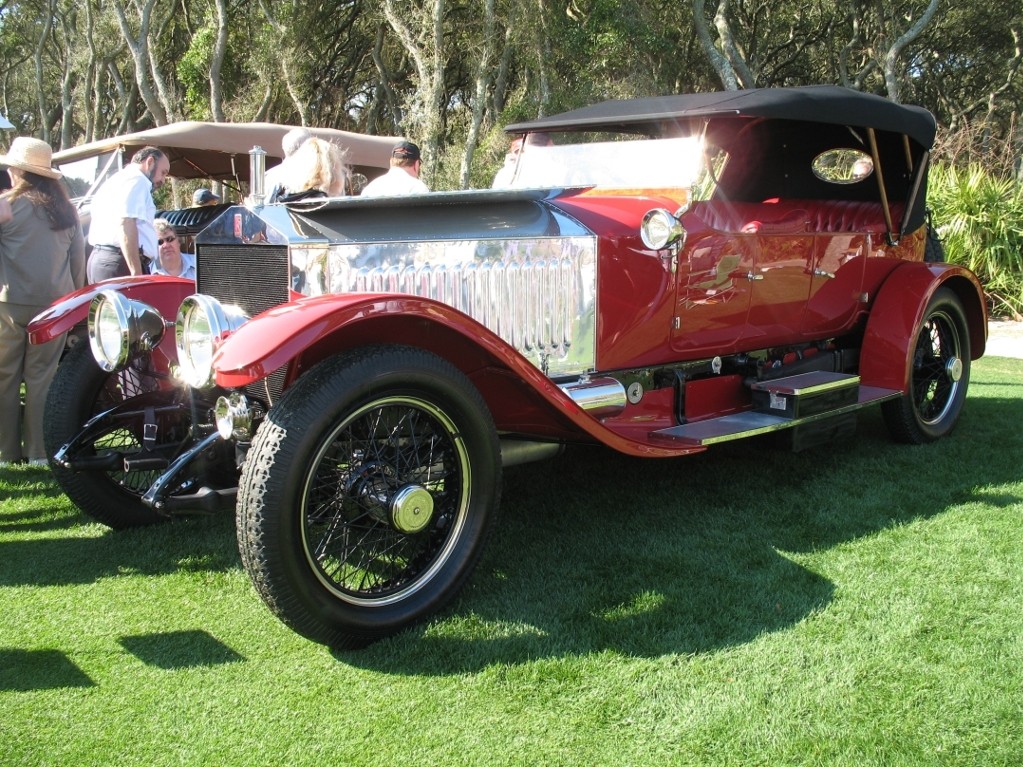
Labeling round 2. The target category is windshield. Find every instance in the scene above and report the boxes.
[503,134,712,193]
[56,149,121,203]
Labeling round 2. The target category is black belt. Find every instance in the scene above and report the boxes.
[91,245,151,265]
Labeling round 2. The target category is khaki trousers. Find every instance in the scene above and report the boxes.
[0,302,66,462]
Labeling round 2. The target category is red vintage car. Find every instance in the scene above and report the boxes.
[30,86,987,649]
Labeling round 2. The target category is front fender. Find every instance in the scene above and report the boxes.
[213,293,556,390]
[27,275,195,344]
[860,262,987,391]
[212,293,697,458]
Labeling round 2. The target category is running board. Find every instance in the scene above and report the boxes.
[651,372,901,447]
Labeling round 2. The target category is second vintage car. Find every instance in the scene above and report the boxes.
[30,86,987,648]
[53,120,399,245]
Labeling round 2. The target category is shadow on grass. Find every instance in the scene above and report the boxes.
[0,648,95,692]
[0,511,239,587]
[0,505,83,535]
[342,388,1023,672]
[0,468,78,534]
[119,630,244,669]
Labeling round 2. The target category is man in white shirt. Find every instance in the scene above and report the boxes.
[86,146,170,282]
[491,133,554,189]
[491,137,523,189]
[360,141,429,197]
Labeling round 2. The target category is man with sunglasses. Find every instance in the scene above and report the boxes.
[86,145,170,282]
[150,218,195,280]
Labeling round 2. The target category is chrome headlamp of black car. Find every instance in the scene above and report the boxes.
[640,207,687,251]
[175,294,249,388]
[88,290,168,372]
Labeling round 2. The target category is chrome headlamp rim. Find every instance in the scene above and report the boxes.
[214,392,253,441]
[175,294,249,389]
[88,290,167,372]
[640,207,686,251]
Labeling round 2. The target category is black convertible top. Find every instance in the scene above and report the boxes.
[508,85,936,149]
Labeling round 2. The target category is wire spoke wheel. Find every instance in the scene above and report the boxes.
[302,397,470,604]
[45,340,181,527]
[910,309,963,426]
[882,288,971,444]
[237,345,500,649]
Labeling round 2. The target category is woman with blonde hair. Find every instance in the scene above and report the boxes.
[0,137,86,465]
[270,137,348,202]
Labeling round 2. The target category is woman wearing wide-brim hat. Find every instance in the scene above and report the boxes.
[0,136,86,466]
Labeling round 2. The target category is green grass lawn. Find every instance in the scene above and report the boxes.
[2,356,1021,766]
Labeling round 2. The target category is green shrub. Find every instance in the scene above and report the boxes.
[927,163,1023,319]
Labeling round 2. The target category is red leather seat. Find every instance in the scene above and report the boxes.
[690,199,903,235]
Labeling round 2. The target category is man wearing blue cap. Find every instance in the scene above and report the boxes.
[192,188,220,206]
[360,140,429,197]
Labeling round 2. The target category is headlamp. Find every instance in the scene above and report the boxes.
[88,290,167,372]
[640,208,686,251]
[174,295,248,388]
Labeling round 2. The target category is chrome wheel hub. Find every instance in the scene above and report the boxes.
[390,485,435,534]
[945,356,963,382]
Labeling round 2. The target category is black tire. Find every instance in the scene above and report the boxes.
[236,345,501,649]
[44,341,175,528]
[882,288,970,443]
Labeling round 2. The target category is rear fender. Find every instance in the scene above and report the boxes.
[860,262,987,391]
[212,293,697,458]
[27,275,195,344]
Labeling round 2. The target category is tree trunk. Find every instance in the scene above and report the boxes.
[33,0,55,143]
[692,0,739,90]
[712,0,756,88]
[882,0,940,103]
[460,0,497,189]
[257,0,309,124]
[210,0,230,122]
[110,0,168,125]
[381,0,448,180]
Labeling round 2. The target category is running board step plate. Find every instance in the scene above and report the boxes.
[651,376,902,447]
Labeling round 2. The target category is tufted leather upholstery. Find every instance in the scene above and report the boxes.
[805,199,902,233]
[689,199,903,235]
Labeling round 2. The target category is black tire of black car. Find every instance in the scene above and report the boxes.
[881,288,971,444]
[235,344,502,649]
[43,341,166,528]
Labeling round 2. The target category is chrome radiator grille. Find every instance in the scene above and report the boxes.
[196,243,291,401]
[196,243,290,318]
[292,237,598,377]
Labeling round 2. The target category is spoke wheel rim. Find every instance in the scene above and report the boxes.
[300,396,471,606]
[93,363,164,494]
[911,309,963,426]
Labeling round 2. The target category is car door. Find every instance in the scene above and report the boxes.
[740,231,815,349]
[801,231,868,336]
[672,228,754,354]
